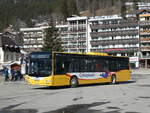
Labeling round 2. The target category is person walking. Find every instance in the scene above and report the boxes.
[4,67,9,81]
[14,69,18,81]
[11,68,15,81]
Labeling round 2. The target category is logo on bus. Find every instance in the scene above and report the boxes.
[100,71,111,78]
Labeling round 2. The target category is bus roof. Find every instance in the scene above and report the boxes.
[29,51,129,58]
[52,51,108,56]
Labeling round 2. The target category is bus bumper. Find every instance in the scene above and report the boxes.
[24,75,53,86]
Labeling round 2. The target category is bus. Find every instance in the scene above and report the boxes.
[24,51,130,87]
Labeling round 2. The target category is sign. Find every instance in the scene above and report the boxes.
[129,57,139,62]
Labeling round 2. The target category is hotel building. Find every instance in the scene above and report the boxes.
[89,15,139,68]
[21,13,150,68]
[139,12,150,68]
[56,16,88,53]
[20,26,49,53]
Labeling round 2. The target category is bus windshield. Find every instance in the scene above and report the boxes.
[27,52,51,77]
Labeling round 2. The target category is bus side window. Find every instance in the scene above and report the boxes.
[55,62,63,74]
[109,59,117,71]
[118,58,128,70]
[64,61,71,73]
[79,57,86,72]
[66,57,79,73]
[68,62,73,72]
[103,59,109,72]
[95,63,100,72]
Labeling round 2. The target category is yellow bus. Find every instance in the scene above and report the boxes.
[24,51,130,87]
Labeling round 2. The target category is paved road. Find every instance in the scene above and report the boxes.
[0,73,150,113]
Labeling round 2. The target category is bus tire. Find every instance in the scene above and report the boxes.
[70,76,78,88]
[111,75,116,84]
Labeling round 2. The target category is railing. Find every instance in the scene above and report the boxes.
[139,21,150,26]
[140,38,150,41]
[90,30,138,37]
[140,47,150,50]
[140,38,150,43]
[90,47,139,52]
[90,38,139,45]
[90,22,138,30]
[140,30,150,35]
[24,40,43,45]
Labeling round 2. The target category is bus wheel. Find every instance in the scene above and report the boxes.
[70,77,78,88]
[111,75,116,84]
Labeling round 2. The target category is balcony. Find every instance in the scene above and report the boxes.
[69,29,86,33]
[139,21,150,26]
[78,45,86,49]
[140,47,150,51]
[90,47,138,53]
[25,34,43,38]
[68,45,77,48]
[24,40,43,45]
[140,38,150,43]
[59,31,69,34]
[140,30,150,35]
[90,38,139,46]
[90,22,138,30]
[78,37,86,42]
[68,38,77,42]
[62,38,69,42]
[90,30,138,37]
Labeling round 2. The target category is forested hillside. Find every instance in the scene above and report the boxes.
[0,0,147,32]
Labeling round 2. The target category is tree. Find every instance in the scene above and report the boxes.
[121,0,127,20]
[68,0,79,16]
[59,0,69,19]
[42,25,63,53]
[133,0,139,12]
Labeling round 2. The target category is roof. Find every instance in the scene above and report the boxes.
[136,9,150,15]
[139,13,150,17]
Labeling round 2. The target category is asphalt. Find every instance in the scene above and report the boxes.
[131,68,150,75]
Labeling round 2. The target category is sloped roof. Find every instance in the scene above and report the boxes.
[136,9,150,15]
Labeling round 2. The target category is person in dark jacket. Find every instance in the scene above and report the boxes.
[11,68,15,81]
[4,67,9,81]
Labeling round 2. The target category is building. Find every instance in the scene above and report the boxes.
[139,12,150,68]
[89,15,139,54]
[20,26,49,53]
[126,2,150,10]
[89,15,139,68]
[56,15,140,68]
[57,16,88,53]
[3,31,23,47]
[0,33,21,68]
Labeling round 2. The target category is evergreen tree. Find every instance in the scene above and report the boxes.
[121,0,127,20]
[133,0,139,11]
[59,0,69,19]
[42,25,63,53]
[68,0,79,16]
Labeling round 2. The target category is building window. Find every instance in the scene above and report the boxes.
[6,54,9,61]
[11,54,14,61]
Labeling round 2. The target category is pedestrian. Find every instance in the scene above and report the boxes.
[4,67,9,81]
[11,68,15,81]
[14,69,18,81]
[17,69,22,80]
